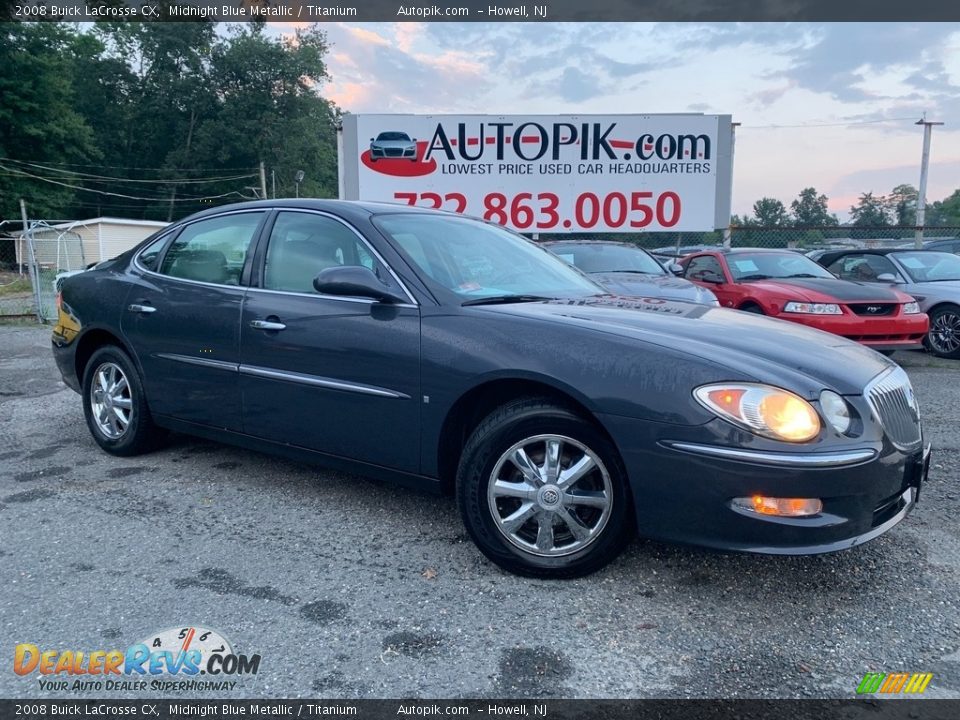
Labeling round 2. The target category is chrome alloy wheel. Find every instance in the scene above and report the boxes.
[487,434,613,557]
[90,362,133,439]
[930,310,960,355]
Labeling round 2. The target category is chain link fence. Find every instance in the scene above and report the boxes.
[542,226,960,257]
[0,223,85,322]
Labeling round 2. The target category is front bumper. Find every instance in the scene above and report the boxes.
[772,311,928,350]
[599,413,929,554]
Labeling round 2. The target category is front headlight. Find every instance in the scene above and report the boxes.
[783,301,842,315]
[819,390,852,434]
[903,301,921,314]
[694,383,821,442]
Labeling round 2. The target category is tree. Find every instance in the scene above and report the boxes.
[926,189,960,227]
[751,197,789,226]
[849,192,891,227]
[790,187,839,227]
[0,24,100,218]
[885,183,918,226]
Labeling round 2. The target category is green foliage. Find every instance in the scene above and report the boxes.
[789,187,839,227]
[751,197,789,226]
[0,22,339,221]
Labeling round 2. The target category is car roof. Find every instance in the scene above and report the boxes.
[172,198,439,226]
[540,240,644,248]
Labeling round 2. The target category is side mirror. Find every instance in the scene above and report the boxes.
[412,138,417,142]
[699,272,725,284]
[313,266,408,304]
[669,263,684,275]
[876,273,897,283]
[369,137,375,142]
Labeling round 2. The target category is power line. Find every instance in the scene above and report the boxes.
[0,158,260,172]
[1,158,258,184]
[0,164,255,202]
[740,117,919,129]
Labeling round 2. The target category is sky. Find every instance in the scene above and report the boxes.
[273,22,960,221]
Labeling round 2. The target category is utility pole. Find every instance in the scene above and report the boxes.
[915,117,943,248]
[259,160,268,200]
[723,122,740,250]
[271,170,276,199]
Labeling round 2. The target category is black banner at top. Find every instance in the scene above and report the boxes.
[4,0,960,22]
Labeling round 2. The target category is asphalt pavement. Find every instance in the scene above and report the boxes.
[1,324,958,699]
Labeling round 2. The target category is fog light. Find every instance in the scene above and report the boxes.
[733,496,823,517]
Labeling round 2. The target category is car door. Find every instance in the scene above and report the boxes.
[239,209,421,473]
[683,254,737,307]
[122,210,267,431]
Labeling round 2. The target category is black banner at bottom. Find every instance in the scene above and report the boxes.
[2,700,960,720]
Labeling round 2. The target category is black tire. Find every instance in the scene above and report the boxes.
[878,350,896,357]
[740,303,764,314]
[456,397,634,578]
[926,304,960,360]
[81,345,166,456]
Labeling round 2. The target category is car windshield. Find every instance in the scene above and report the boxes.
[727,252,835,281]
[374,214,604,301]
[376,132,410,141]
[892,251,960,282]
[548,244,666,275]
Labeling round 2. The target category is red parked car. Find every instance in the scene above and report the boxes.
[680,249,929,352]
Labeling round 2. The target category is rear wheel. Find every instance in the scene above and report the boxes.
[82,345,165,456]
[456,397,634,578]
[926,305,960,359]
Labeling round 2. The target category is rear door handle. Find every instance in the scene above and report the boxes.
[250,319,286,331]
[127,303,156,314]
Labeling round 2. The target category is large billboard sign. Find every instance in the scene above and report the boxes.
[339,114,733,233]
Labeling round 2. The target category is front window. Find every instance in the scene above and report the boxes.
[827,254,901,282]
[376,132,411,142]
[374,214,603,301]
[891,251,960,282]
[263,212,389,294]
[549,243,666,275]
[726,252,834,282]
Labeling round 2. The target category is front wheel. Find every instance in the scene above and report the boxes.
[926,305,960,359]
[456,398,634,578]
[82,345,165,456]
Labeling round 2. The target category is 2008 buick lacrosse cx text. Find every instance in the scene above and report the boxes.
[52,199,930,578]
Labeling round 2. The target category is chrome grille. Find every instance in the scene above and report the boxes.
[865,366,922,451]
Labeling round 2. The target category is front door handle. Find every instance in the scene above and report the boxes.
[250,319,286,331]
[127,303,156,314]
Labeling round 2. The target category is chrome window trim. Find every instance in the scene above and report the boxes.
[244,285,417,309]
[132,209,268,288]
[262,208,419,306]
[238,364,409,399]
[662,441,877,468]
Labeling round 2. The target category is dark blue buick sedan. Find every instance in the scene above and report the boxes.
[52,200,929,577]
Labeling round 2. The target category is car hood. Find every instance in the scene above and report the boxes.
[906,279,960,295]
[589,272,717,304]
[475,296,892,396]
[745,277,907,303]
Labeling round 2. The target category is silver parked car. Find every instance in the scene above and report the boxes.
[369,131,417,161]
[813,249,960,359]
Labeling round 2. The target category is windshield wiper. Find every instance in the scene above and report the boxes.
[461,294,555,306]
[784,273,822,278]
[593,269,661,275]
[738,273,771,281]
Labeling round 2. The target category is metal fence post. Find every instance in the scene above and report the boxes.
[19,200,45,323]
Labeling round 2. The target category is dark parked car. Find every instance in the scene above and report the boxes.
[813,249,960,359]
[542,240,719,305]
[53,200,929,577]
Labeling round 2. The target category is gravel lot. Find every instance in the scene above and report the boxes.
[1,324,958,699]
